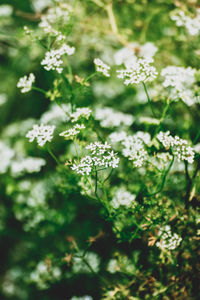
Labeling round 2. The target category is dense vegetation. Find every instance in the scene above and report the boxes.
[0,0,200,299]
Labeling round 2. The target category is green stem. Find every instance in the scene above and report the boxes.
[47,145,60,166]
[32,86,46,95]
[145,155,174,197]
[154,98,170,137]
[142,81,156,118]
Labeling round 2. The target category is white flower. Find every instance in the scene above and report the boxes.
[71,297,93,300]
[59,124,85,140]
[157,131,195,164]
[11,157,46,177]
[26,124,55,146]
[71,142,119,175]
[40,103,70,125]
[110,187,136,209]
[72,252,100,274]
[94,58,110,77]
[0,93,7,106]
[109,131,128,144]
[39,4,72,34]
[171,9,200,36]
[156,225,182,251]
[0,5,13,17]
[122,133,150,167]
[41,44,75,73]
[114,42,158,67]
[107,259,119,273]
[117,58,157,85]
[0,142,15,174]
[70,107,92,122]
[95,107,134,128]
[29,261,61,290]
[161,66,197,106]
[17,73,35,93]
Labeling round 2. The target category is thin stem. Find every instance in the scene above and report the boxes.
[185,159,200,209]
[193,130,200,144]
[105,2,118,35]
[90,0,104,7]
[154,98,170,137]
[142,81,156,118]
[84,72,97,83]
[32,86,46,95]
[145,155,174,197]
[73,140,80,161]
[103,168,114,183]
[46,145,61,166]
[95,170,98,195]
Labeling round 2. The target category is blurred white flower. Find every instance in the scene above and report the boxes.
[94,58,110,77]
[72,252,100,274]
[70,107,92,122]
[11,157,46,177]
[0,142,15,174]
[0,5,13,17]
[110,187,136,209]
[171,9,200,36]
[95,107,134,128]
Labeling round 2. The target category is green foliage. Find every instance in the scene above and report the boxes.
[0,0,200,299]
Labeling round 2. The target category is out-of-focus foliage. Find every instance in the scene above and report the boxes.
[0,0,200,299]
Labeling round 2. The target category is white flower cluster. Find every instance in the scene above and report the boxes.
[17,73,35,93]
[40,103,70,125]
[41,44,75,73]
[29,261,61,290]
[70,107,92,122]
[26,124,55,147]
[171,9,200,36]
[0,142,14,174]
[109,131,128,144]
[94,58,110,77]
[0,93,7,106]
[11,157,46,177]
[72,252,100,274]
[161,66,196,106]
[107,259,119,273]
[59,124,85,140]
[156,225,182,251]
[117,58,157,85]
[110,187,136,209]
[39,3,72,35]
[95,107,134,128]
[71,296,93,300]
[0,4,13,17]
[122,132,151,167]
[71,142,119,175]
[157,131,195,164]
[114,42,158,67]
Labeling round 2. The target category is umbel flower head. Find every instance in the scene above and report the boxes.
[157,131,195,164]
[26,124,55,147]
[41,44,75,73]
[71,141,119,175]
[59,124,85,140]
[17,73,35,93]
[94,58,110,77]
[117,58,157,85]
